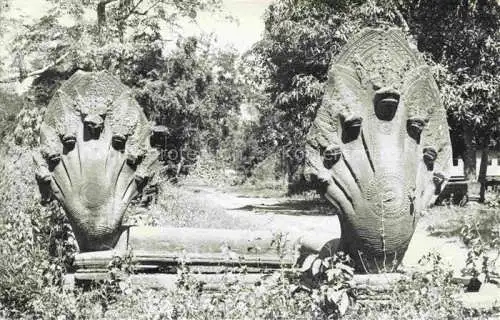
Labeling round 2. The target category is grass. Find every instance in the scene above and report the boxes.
[419,202,500,290]
[425,204,499,242]
[128,182,261,230]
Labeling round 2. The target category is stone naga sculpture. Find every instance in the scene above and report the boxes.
[305,28,452,273]
[34,71,159,252]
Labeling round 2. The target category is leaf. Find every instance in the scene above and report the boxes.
[338,263,355,278]
[311,258,323,276]
[188,9,197,19]
[337,290,350,316]
[326,287,342,303]
[299,253,318,272]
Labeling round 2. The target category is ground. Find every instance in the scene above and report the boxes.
[152,182,499,276]
[167,183,500,313]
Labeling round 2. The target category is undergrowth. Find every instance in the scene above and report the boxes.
[425,202,500,282]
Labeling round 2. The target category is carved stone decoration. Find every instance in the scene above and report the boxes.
[35,71,159,252]
[305,28,452,272]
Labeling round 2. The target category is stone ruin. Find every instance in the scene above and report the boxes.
[33,71,160,252]
[33,70,337,286]
[34,28,454,287]
[305,28,452,272]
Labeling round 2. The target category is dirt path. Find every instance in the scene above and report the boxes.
[170,184,500,313]
[404,223,470,273]
[181,184,341,250]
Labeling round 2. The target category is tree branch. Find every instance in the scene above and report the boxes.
[118,0,162,20]
[0,52,71,84]
[115,0,144,21]
[98,0,119,29]
[127,0,146,17]
[394,7,409,33]
[99,0,120,7]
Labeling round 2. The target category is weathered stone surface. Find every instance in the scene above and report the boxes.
[305,28,452,272]
[35,71,159,252]
[72,225,342,276]
[64,273,279,291]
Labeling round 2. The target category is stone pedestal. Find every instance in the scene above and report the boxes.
[70,221,342,286]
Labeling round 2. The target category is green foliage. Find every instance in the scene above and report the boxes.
[1,1,499,318]
[0,144,496,318]
[485,191,500,208]
[0,88,25,142]
[9,0,222,79]
[183,151,246,187]
[425,203,499,288]
[12,105,45,147]
[167,267,320,319]
[4,0,248,179]
[427,203,499,250]
[339,252,479,319]
[141,181,256,229]
[298,252,355,317]
[460,210,499,282]
[361,252,465,319]
[0,144,67,317]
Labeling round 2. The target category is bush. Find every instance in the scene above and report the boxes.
[0,88,25,143]
[0,143,61,317]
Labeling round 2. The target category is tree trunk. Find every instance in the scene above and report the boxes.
[97,1,108,44]
[463,125,479,201]
[117,0,132,78]
[97,0,119,45]
[477,140,489,203]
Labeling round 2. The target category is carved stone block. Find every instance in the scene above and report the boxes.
[35,71,159,251]
[306,28,452,272]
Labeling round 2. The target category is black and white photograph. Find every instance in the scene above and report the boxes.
[0,0,499,318]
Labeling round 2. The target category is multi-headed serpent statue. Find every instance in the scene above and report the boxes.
[34,71,159,252]
[34,28,451,275]
[305,28,451,272]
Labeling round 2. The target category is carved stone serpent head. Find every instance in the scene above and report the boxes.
[306,28,452,272]
[34,71,159,252]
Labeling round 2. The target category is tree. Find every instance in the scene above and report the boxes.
[1,0,248,180]
[0,0,11,33]
[2,0,222,86]
[249,0,409,186]
[135,37,246,176]
[403,0,500,201]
